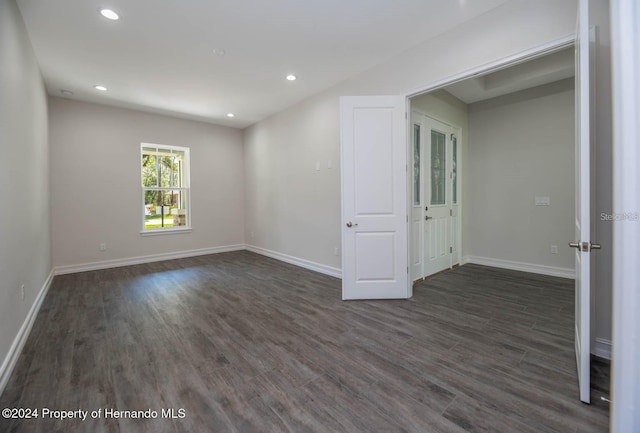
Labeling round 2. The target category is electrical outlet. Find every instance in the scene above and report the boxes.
[21,284,25,300]
[551,245,558,254]
[99,243,107,251]
[250,231,255,239]
[333,247,339,256]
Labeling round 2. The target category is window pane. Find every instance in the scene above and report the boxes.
[158,150,185,188]
[452,136,458,204]
[413,124,421,206]
[159,155,173,187]
[141,153,158,187]
[143,189,188,230]
[430,130,446,205]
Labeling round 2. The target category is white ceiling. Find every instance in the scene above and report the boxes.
[16,0,512,128]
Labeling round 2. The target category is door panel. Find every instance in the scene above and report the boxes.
[573,0,594,404]
[355,232,396,280]
[341,96,409,300]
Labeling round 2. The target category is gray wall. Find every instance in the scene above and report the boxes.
[0,0,51,387]
[49,98,245,269]
[467,79,575,272]
[243,0,579,271]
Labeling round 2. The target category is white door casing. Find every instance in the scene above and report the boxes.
[340,96,410,300]
[610,0,640,430]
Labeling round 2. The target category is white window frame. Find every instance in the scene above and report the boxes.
[140,142,192,235]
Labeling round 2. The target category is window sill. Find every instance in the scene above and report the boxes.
[140,227,192,236]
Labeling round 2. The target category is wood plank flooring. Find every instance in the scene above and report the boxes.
[0,251,609,432]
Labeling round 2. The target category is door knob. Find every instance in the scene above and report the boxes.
[346,221,358,228]
[425,216,432,221]
[569,241,594,252]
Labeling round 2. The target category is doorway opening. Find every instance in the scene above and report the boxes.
[402,37,603,406]
[408,44,576,282]
[410,109,461,282]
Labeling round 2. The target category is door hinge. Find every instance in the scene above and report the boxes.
[406,214,409,223]
[450,209,452,216]
[450,246,453,253]
[407,266,409,274]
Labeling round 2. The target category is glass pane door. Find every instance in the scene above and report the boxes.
[430,130,446,205]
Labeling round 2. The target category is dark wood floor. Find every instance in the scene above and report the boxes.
[0,251,609,432]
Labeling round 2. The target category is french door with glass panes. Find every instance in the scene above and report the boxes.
[412,112,460,280]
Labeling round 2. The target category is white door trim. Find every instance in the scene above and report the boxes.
[404,34,576,99]
[610,0,640,431]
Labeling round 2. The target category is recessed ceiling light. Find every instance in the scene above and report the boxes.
[212,48,226,57]
[226,113,235,118]
[100,8,119,20]
[286,74,297,81]
[60,89,74,97]
[94,85,108,91]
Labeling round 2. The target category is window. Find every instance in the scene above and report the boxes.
[141,143,190,232]
[413,124,421,206]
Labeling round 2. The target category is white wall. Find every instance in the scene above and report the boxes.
[244,0,576,267]
[49,98,245,269]
[243,0,579,272]
[243,93,342,270]
[466,79,575,273]
[0,0,50,392]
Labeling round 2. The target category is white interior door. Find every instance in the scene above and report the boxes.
[424,116,453,277]
[340,96,409,300]
[571,0,595,404]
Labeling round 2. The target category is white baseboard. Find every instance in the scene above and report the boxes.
[0,270,55,397]
[53,244,342,280]
[245,245,342,279]
[54,244,245,275]
[594,338,612,360]
[462,255,575,279]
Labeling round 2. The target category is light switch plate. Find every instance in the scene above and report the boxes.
[535,196,550,206]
